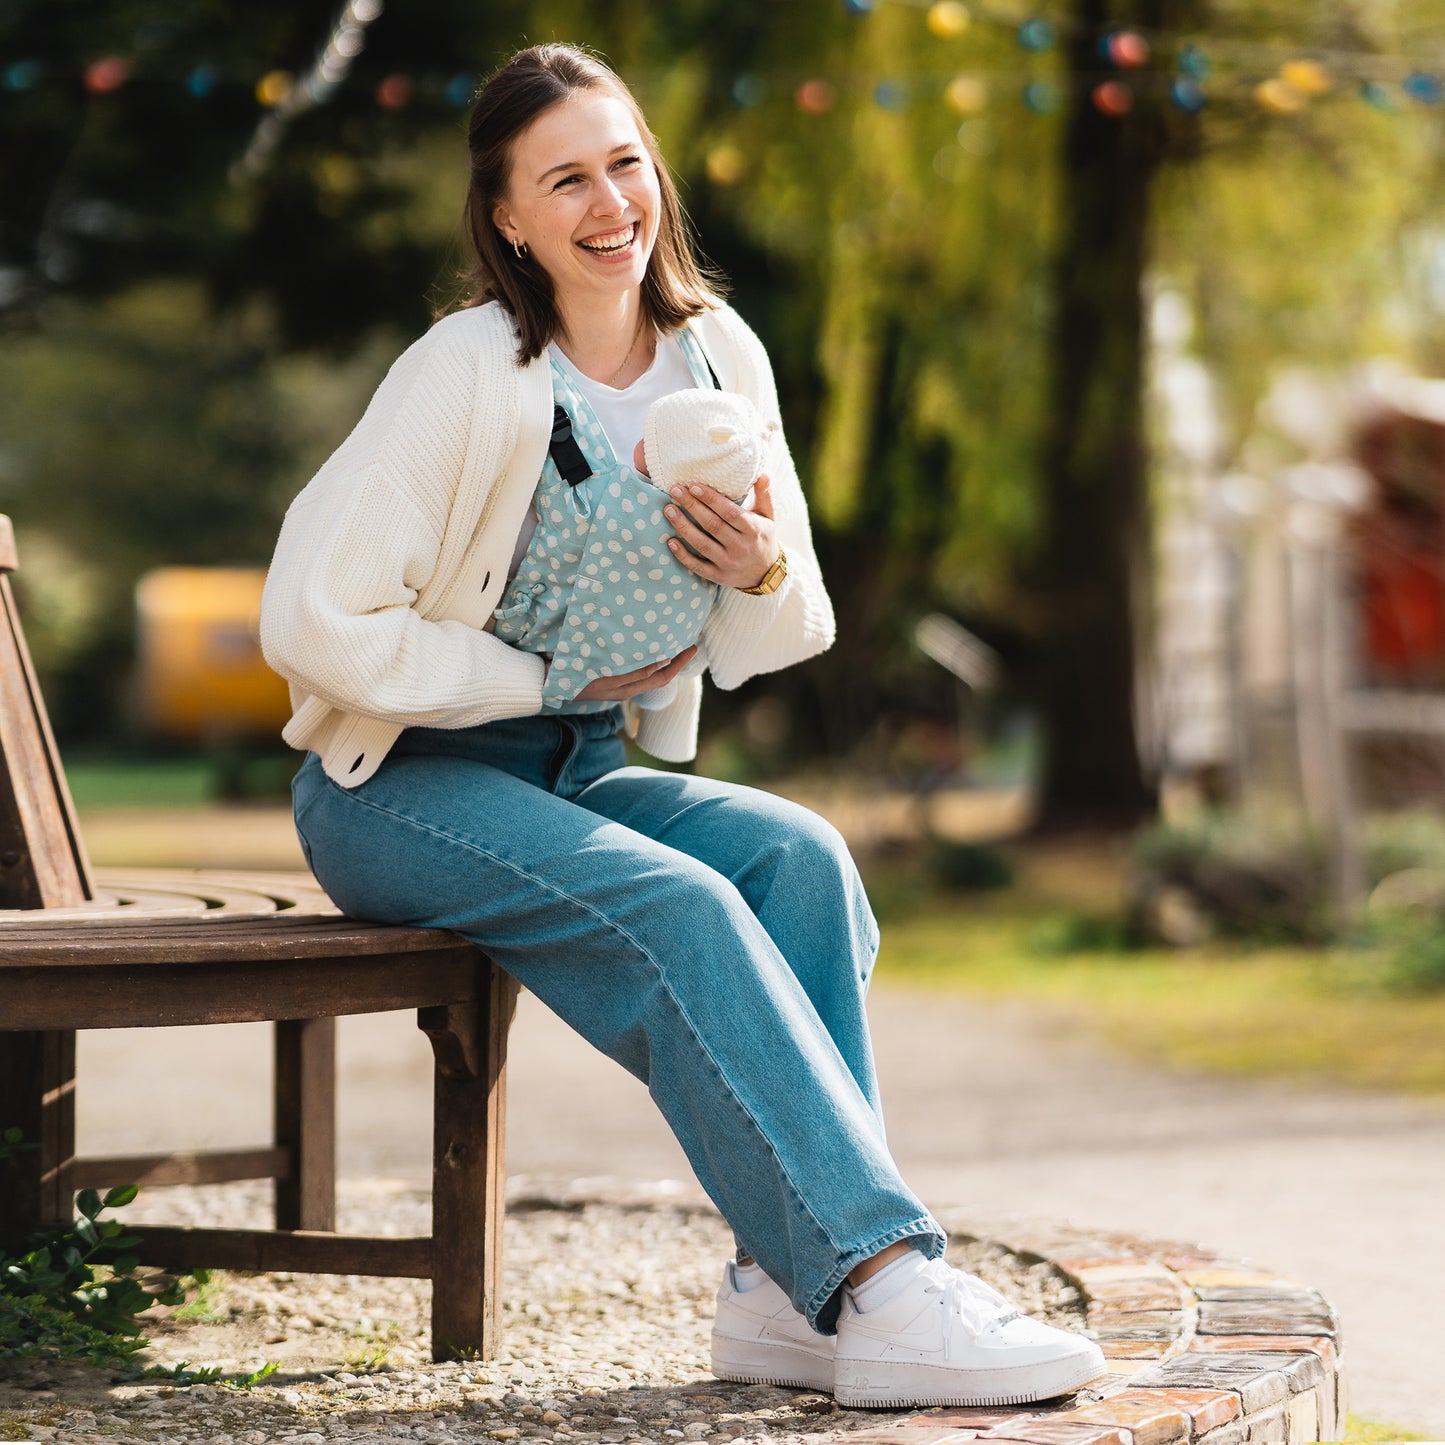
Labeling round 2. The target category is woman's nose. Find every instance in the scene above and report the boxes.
[593,176,625,215]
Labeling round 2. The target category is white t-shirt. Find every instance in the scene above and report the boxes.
[506,333,694,581]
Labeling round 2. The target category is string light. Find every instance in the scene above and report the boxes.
[255,69,293,107]
[1360,80,1396,111]
[1104,31,1149,68]
[1278,59,1331,95]
[944,75,988,115]
[1254,77,1306,114]
[1403,71,1444,104]
[1170,78,1206,113]
[375,73,413,109]
[83,57,131,94]
[732,74,767,107]
[1016,18,1055,52]
[1092,79,1133,115]
[2,0,1438,140]
[4,59,44,91]
[795,78,836,114]
[185,63,218,98]
[1177,44,1211,79]
[1022,79,1059,113]
[926,2,970,40]
[705,144,747,185]
[874,79,909,110]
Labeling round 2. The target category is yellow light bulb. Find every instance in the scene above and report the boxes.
[255,69,294,107]
[927,1,970,40]
[1278,59,1331,96]
[944,74,987,115]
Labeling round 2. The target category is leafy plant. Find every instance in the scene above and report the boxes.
[0,1128,210,1371]
[1129,814,1328,945]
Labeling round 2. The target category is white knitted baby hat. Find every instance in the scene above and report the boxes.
[641,389,776,502]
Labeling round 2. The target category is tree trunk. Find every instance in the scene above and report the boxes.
[1028,0,1189,830]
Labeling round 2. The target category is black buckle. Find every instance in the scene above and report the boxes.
[550,404,593,487]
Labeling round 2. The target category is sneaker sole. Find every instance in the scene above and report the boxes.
[833,1350,1106,1409]
[711,1336,834,1393]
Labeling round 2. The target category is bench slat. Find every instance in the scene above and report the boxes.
[128,1225,433,1278]
[70,1147,292,1190]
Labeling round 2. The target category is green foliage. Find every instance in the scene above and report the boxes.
[927,840,1015,892]
[1029,912,1142,956]
[0,1133,209,1371]
[1362,810,1445,884]
[222,1359,280,1389]
[1129,813,1329,944]
[1375,922,1445,994]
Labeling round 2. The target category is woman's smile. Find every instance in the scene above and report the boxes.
[578,220,639,257]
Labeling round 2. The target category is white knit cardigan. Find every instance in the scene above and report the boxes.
[260,300,835,787]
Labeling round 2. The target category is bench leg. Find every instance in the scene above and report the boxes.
[419,962,519,1361]
[0,1029,75,1251]
[274,1018,336,1232]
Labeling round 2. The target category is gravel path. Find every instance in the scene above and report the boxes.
[0,1184,1085,1445]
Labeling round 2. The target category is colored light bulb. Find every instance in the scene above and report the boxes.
[927,1,970,39]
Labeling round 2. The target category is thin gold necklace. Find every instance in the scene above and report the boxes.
[605,318,651,387]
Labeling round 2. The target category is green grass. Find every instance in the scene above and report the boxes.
[865,845,1445,1096]
[63,756,219,809]
[1343,1414,1432,1442]
[61,751,297,809]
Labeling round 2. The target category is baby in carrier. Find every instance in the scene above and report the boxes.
[494,387,776,711]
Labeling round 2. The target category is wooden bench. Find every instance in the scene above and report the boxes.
[0,514,518,1361]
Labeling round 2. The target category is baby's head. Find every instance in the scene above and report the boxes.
[634,389,776,502]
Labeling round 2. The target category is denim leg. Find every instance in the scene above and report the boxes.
[573,766,884,1117]
[292,739,943,1331]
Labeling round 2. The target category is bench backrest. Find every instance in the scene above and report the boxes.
[0,515,94,909]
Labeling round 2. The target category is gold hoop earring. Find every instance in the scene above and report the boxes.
[512,238,528,259]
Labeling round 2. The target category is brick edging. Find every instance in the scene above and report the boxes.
[842,1213,1345,1445]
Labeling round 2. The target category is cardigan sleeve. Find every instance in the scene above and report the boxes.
[698,307,836,689]
[260,318,547,728]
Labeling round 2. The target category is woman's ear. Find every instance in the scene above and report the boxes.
[492,201,518,246]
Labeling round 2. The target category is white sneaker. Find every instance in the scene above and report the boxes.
[710,1261,835,1391]
[833,1258,1106,1408]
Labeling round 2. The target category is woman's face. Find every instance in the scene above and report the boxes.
[493,90,662,317]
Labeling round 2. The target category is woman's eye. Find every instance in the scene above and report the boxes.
[614,155,643,171]
[554,174,583,189]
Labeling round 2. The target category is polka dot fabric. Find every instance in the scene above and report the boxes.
[492,330,721,712]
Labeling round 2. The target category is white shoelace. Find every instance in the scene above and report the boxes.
[922,1261,1022,1349]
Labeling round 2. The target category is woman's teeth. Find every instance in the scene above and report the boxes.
[580,224,635,253]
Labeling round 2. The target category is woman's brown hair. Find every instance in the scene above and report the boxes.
[449,43,722,361]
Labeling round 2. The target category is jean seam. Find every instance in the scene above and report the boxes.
[317,770,853,1277]
[645,958,847,1265]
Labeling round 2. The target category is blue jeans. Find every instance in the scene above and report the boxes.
[290,708,944,1331]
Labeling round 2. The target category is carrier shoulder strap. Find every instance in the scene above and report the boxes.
[549,404,593,488]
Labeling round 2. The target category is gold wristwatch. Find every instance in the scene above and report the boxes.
[740,548,788,596]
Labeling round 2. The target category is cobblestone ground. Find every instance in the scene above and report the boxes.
[0,1184,1086,1445]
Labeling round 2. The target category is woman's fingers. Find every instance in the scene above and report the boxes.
[574,646,698,701]
[676,482,749,530]
[664,497,728,561]
[750,473,774,520]
[663,480,779,591]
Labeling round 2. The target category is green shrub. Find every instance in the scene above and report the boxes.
[1363,811,1445,886]
[1129,814,1328,944]
[0,1126,208,1372]
[927,841,1014,892]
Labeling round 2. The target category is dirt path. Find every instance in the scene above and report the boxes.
[77,982,1445,1438]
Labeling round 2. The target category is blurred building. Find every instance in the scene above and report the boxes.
[134,566,291,744]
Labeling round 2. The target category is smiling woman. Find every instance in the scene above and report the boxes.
[258,41,1105,1410]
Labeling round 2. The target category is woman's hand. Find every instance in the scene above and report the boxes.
[563,646,699,702]
[664,475,780,591]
